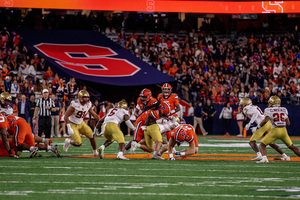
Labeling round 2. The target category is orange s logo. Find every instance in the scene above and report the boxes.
[146,0,155,12]
[4,0,13,7]
[262,1,284,13]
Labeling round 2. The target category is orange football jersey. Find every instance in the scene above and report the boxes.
[0,114,9,129]
[157,93,179,111]
[136,96,157,112]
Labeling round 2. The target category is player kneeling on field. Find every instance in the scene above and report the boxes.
[167,125,198,160]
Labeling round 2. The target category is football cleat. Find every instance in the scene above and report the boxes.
[256,157,269,163]
[93,150,99,157]
[98,147,104,159]
[51,144,60,157]
[130,141,137,154]
[117,155,129,160]
[152,155,165,160]
[281,156,290,161]
[30,147,39,158]
[63,139,71,152]
[251,155,263,161]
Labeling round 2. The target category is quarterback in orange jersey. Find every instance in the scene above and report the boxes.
[135,88,157,116]
[0,114,17,157]
[157,83,180,116]
[166,125,198,160]
[7,115,60,157]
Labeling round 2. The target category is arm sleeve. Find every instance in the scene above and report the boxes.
[219,108,224,118]
[249,113,258,125]
[125,120,135,131]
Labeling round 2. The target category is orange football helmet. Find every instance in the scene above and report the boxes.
[159,101,171,116]
[162,83,172,96]
[140,88,152,104]
[174,127,186,142]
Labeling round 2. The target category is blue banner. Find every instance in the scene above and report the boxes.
[20,30,174,86]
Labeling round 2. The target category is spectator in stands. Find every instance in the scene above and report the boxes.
[54,77,65,102]
[33,78,43,102]
[13,98,18,116]
[193,101,207,135]
[59,101,67,137]
[43,66,54,80]
[67,77,79,101]
[37,57,46,71]
[4,76,11,92]
[219,102,233,136]
[28,94,36,133]
[202,99,216,135]
[10,80,19,100]
[18,94,30,122]
[51,94,60,137]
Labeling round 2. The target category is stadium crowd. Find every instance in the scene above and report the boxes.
[117,26,300,107]
[0,11,300,139]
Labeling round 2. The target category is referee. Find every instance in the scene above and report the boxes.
[33,89,55,138]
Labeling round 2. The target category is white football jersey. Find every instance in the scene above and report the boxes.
[69,99,92,125]
[104,108,129,124]
[264,106,288,128]
[157,119,178,134]
[243,105,265,125]
[0,106,13,116]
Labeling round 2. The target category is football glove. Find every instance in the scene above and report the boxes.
[245,123,251,131]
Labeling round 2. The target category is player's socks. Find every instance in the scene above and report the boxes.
[257,152,262,157]
[100,145,105,150]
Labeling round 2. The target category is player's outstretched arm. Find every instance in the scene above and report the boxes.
[259,116,270,128]
[0,128,15,157]
[89,107,100,121]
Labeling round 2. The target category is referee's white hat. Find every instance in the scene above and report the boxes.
[42,89,49,93]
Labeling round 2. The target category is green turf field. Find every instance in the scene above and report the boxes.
[1,136,300,200]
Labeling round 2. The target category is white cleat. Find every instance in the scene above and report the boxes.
[117,155,129,160]
[51,144,60,157]
[98,148,104,159]
[130,141,137,154]
[152,155,165,160]
[63,139,71,152]
[94,151,99,157]
[251,155,263,161]
[256,157,269,163]
[281,156,290,161]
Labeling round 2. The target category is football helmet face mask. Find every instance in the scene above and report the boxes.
[117,101,128,110]
[0,92,12,108]
[162,83,172,96]
[78,90,90,104]
[239,97,252,109]
[268,95,281,107]
[139,88,152,104]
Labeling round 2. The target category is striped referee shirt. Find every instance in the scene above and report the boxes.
[36,97,55,117]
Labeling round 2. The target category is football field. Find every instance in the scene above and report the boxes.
[1,136,300,200]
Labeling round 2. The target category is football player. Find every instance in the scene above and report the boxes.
[142,101,172,160]
[157,83,180,116]
[257,96,300,163]
[96,101,135,160]
[134,88,157,116]
[0,113,17,158]
[240,97,289,161]
[0,92,13,116]
[7,115,60,157]
[129,106,179,154]
[167,124,199,160]
[63,90,100,156]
